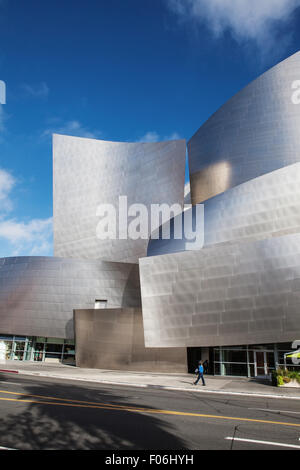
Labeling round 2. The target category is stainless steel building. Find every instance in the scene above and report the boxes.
[188,51,300,205]
[0,52,300,377]
[53,135,186,263]
[140,51,300,377]
[0,256,140,362]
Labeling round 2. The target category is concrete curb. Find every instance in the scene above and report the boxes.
[1,368,300,400]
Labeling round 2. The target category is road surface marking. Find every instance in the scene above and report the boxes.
[0,392,300,428]
[0,446,17,450]
[225,437,300,449]
[249,408,300,414]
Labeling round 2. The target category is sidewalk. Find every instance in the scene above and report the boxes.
[1,361,300,400]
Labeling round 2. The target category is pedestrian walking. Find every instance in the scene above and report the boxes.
[194,360,206,386]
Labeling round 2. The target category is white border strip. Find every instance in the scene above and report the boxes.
[225,437,300,449]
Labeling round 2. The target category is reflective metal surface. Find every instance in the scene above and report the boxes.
[140,233,300,348]
[0,257,140,339]
[74,308,187,372]
[147,162,300,256]
[53,135,186,263]
[188,51,300,204]
[141,51,300,350]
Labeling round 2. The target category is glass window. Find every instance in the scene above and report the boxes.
[45,343,63,359]
[34,343,44,361]
[5,341,12,360]
[221,350,247,363]
[214,362,221,375]
[64,339,75,345]
[46,337,64,344]
[12,342,25,361]
[214,349,220,362]
[0,335,13,341]
[248,364,255,377]
[62,344,76,363]
[223,363,248,376]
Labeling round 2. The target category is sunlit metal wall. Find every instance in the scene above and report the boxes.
[141,51,300,349]
[188,51,300,205]
[147,162,300,256]
[140,233,300,348]
[0,256,140,339]
[53,135,186,263]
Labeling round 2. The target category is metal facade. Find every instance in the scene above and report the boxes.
[188,51,300,205]
[53,135,186,263]
[141,52,300,350]
[147,162,300,256]
[0,257,140,339]
[74,308,187,372]
[140,233,300,348]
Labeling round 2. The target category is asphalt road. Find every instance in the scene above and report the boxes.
[0,372,300,451]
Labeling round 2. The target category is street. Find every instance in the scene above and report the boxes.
[0,372,300,451]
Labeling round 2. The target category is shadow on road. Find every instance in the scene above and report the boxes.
[0,378,188,450]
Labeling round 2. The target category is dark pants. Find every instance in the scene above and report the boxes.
[194,373,206,386]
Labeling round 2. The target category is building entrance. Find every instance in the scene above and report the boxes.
[254,350,275,377]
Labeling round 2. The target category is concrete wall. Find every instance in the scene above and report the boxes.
[0,257,140,339]
[53,135,186,263]
[188,51,300,204]
[74,308,187,372]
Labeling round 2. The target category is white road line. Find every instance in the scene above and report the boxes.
[0,446,17,450]
[225,437,300,449]
[249,408,300,414]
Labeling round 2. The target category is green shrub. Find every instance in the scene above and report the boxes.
[271,368,300,386]
[277,375,284,386]
[288,371,300,383]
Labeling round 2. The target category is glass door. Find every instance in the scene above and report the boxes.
[254,351,275,377]
[255,351,266,376]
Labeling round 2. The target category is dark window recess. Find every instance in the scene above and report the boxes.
[187,347,202,374]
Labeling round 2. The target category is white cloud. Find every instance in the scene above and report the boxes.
[42,119,102,140]
[0,168,15,212]
[0,217,53,256]
[0,168,52,256]
[21,82,49,98]
[167,0,300,50]
[137,131,182,142]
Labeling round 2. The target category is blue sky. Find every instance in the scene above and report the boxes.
[0,0,300,257]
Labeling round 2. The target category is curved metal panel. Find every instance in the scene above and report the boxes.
[53,135,186,263]
[0,256,140,339]
[188,51,300,204]
[140,233,300,348]
[147,162,300,256]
